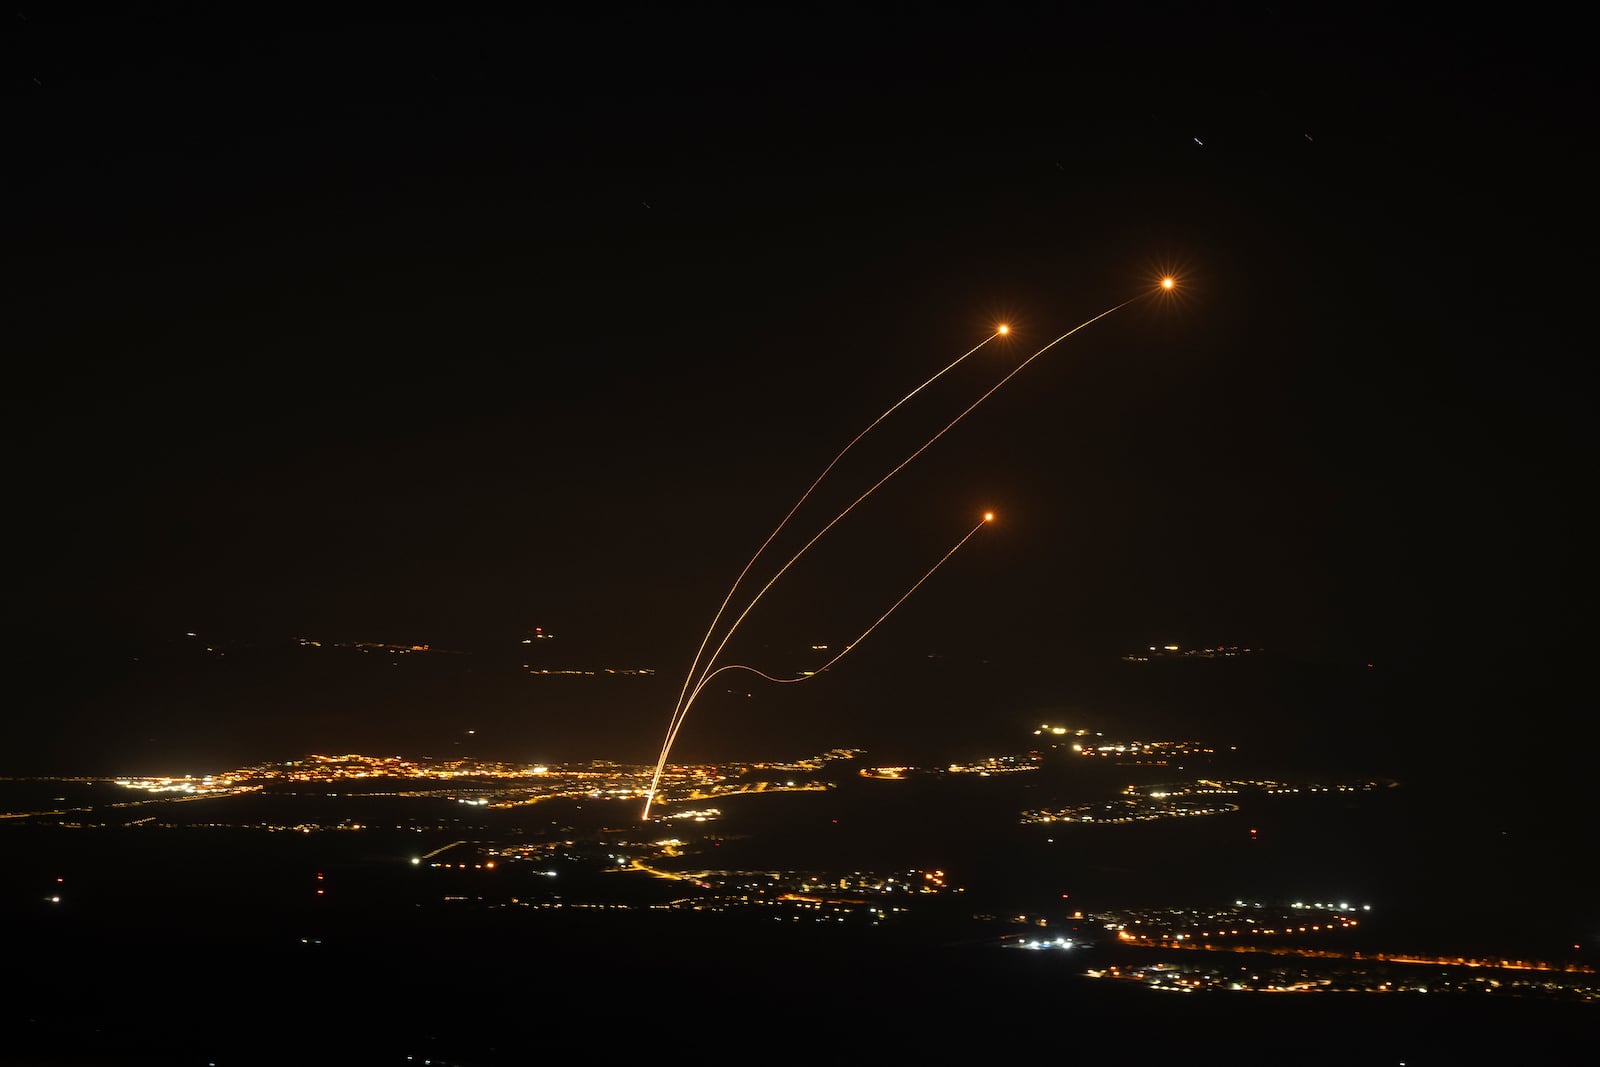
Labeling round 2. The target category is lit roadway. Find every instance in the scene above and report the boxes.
[617,856,710,889]
[421,840,467,861]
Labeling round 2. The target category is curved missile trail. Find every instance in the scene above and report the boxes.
[671,300,1137,727]
[643,515,988,819]
[645,290,1156,818]
[661,331,1006,760]
[646,296,1146,815]
[678,518,979,700]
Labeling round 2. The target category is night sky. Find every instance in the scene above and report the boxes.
[5,8,1588,780]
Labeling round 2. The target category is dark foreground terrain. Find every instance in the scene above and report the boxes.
[5,784,1592,1067]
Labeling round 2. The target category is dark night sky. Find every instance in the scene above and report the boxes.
[3,6,1589,775]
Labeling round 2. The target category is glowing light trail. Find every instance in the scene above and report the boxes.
[673,299,1136,714]
[645,286,1164,818]
[658,330,1005,794]
[686,516,988,700]
[649,331,998,809]
[644,515,989,819]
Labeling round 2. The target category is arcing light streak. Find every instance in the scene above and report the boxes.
[676,300,1136,721]
[685,516,988,707]
[642,515,988,819]
[661,331,1006,764]
[645,290,1156,818]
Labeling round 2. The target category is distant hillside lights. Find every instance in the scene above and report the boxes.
[294,637,462,654]
[1121,644,1259,662]
[1020,777,1391,826]
[1034,724,1096,738]
[1031,725,1213,761]
[948,754,1040,774]
[112,775,228,794]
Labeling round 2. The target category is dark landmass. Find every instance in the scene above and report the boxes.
[4,747,1592,1064]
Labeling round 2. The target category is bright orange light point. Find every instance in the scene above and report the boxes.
[1161,277,1175,290]
[983,512,995,522]
[996,324,1010,335]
